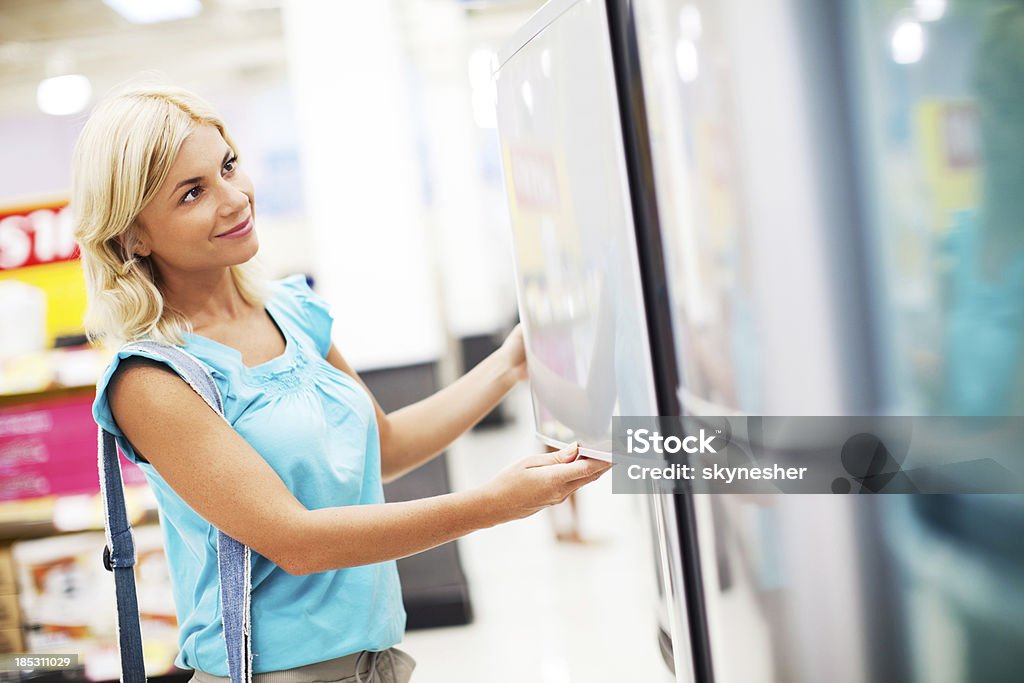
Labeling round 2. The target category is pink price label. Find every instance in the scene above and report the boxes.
[0,394,145,501]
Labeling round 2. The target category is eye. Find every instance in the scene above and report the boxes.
[223,154,238,174]
[181,186,202,204]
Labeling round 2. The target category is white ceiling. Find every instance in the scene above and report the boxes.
[0,0,542,117]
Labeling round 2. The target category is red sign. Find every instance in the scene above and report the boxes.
[0,201,79,271]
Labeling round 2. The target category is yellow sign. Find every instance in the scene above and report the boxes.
[0,260,87,346]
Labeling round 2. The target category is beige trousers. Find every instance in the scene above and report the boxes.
[189,648,415,683]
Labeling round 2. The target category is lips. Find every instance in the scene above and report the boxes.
[215,217,252,239]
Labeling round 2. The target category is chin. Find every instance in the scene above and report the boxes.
[230,236,260,267]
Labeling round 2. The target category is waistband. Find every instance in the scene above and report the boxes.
[190,649,401,683]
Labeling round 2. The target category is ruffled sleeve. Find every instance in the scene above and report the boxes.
[93,347,220,464]
[275,274,334,358]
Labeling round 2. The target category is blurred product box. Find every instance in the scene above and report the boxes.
[0,394,147,503]
[0,594,18,630]
[0,281,46,360]
[0,628,23,654]
[0,352,52,396]
[12,526,178,680]
[0,546,15,593]
[13,532,109,646]
[0,347,111,397]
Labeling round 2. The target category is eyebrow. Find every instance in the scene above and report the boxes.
[169,148,234,199]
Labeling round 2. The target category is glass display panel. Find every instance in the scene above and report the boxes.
[495,0,659,454]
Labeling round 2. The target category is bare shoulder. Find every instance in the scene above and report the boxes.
[109,355,180,388]
[108,356,191,410]
[107,355,214,440]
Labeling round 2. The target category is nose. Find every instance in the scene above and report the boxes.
[217,177,250,217]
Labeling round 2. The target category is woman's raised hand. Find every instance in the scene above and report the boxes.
[498,323,528,382]
[482,442,613,523]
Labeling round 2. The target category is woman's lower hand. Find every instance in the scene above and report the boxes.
[482,442,613,523]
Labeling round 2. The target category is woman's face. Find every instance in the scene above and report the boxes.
[133,124,257,277]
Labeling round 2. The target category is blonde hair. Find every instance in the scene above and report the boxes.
[72,85,265,347]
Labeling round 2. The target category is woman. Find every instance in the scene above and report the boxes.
[73,85,611,683]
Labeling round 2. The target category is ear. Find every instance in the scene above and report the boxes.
[126,222,151,258]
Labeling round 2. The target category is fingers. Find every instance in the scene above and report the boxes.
[558,443,581,464]
[522,442,579,468]
[558,455,613,481]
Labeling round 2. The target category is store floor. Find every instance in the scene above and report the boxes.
[401,386,674,683]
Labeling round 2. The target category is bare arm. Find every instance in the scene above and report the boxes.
[325,341,522,482]
[108,357,608,576]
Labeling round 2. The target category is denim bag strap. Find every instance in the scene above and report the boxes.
[98,428,145,683]
[99,341,252,683]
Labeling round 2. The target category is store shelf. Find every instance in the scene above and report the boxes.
[0,385,95,409]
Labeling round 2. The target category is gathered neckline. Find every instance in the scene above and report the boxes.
[184,298,293,374]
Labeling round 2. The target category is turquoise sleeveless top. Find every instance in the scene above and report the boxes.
[92,275,406,674]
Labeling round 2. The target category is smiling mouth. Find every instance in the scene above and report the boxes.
[216,218,252,238]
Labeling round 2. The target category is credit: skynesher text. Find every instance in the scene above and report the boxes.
[626,463,808,483]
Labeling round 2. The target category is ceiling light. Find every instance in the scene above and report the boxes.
[102,0,201,24]
[914,0,947,22]
[679,5,703,41]
[676,40,699,82]
[891,20,925,64]
[468,48,498,90]
[37,74,92,116]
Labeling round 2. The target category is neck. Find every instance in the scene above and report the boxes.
[156,266,252,331]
